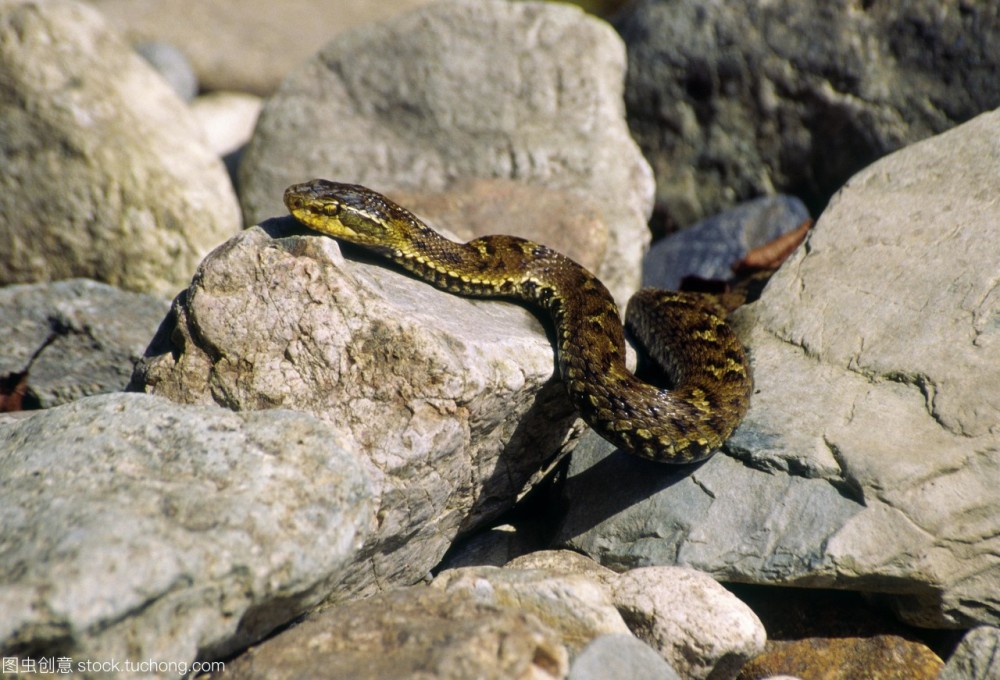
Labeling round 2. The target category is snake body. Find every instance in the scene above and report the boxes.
[284,179,752,463]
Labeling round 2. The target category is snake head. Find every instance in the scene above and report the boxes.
[284,179,410,250]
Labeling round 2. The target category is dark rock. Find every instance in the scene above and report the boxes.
[616,0,1000,228]
[643,195,809,290]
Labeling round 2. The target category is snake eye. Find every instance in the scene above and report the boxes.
[322,202,339,217]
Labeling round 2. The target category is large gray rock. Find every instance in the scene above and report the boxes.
[0,393,372,673]
[558,108,1000,629]
[0,279,169,409]
[557,430,861,576]
[239,0,654,308]
[0,0,240,297]
[616,0,1000,229]
[131,218,578,599]
[86,0,436,94]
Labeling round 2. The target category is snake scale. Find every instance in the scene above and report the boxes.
[284,179,752,464]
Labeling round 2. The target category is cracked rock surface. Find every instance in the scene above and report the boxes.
[131,217,578,600]
[0,279,169,411]
[558,108,1000,629]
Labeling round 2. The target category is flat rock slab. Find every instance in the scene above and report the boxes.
[0,0,240,297]
[131,218,578,600]
[558,432,862,585]
[239,0,653,307]
[0,279,169,409]
[559,109,1000,629]
[0,393,372,671]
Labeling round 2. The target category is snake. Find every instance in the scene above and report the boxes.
[283,179,752,464]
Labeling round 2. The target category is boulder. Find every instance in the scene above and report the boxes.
[616,0,1000,228]
[0,279,169,410]
[0,0,240,296]
[239,0,653,307]
[558,108,1000,629]
[131,218,578,599]
[0,393,372,670]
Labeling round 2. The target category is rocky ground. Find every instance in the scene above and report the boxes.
[2,1,1000,678]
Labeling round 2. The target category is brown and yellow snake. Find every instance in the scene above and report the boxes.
[284,179,752,463]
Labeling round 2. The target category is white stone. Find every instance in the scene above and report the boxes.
[132,223,578,599]
[612,567,765,680]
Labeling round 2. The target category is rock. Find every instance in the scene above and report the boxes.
[0,0,240,297]
[431,564,631,654]
[612,567,766,680]
[239,0,654,308]
[940,626,1000,680]
[558,109,1000,628]
[190,90,263,185]
[643,195,810,291]
[0,279,169,410]
[134,40,198,101]
[391,178,609,276]
[615,0,1000,229]
[213,585,569,680]
[0,393,372,671]
[505,550,620,587]
[569,634,681,680]
[189,91,263,158]
[434,551,762,678]
[745,106,1000,626]
[556,430,861,576]
[737,636,943,680]
[130,218,578,599]
[85,0,437,95]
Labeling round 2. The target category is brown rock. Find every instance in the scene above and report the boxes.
[391,178,608,275]
[212,586,568,680]
[738,635,944,680]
